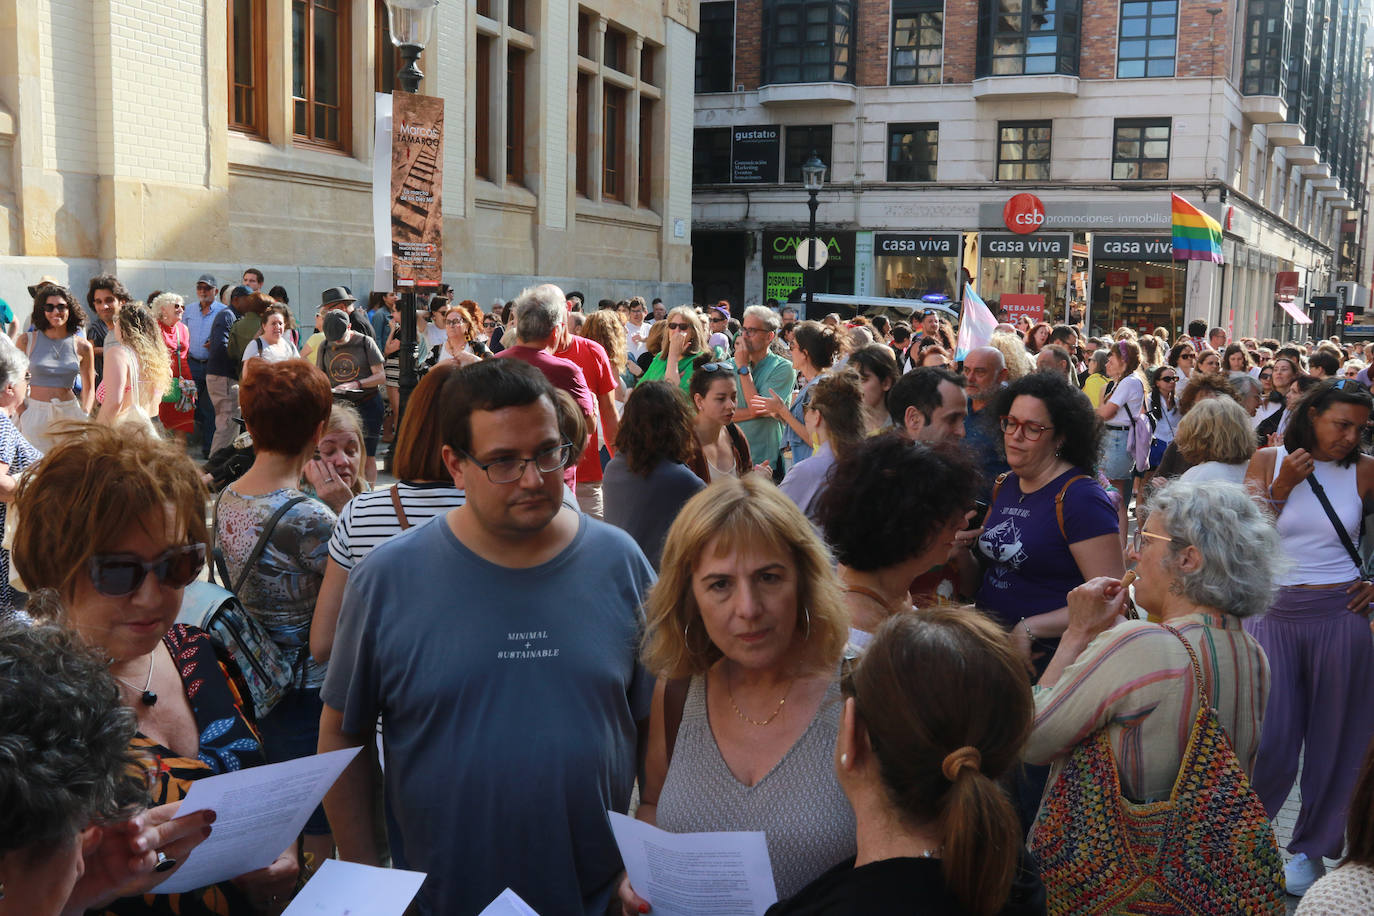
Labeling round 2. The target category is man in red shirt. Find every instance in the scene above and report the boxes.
[555,308,619,519]
[496,284,594,490]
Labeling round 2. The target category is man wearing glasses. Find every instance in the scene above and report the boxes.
[732,305,796,478]
[625,297,652,361]
[320,358,655,916]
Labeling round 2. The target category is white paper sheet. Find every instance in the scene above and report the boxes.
[155,747,361,894]
[608,812,778,916]
[281,859,426,916]
[476,888,542,916]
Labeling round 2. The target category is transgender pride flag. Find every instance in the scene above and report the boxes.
[955,285,998,362]
[1171,193,1224,264]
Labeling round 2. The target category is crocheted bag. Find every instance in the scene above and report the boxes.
[1029,625,1285,915]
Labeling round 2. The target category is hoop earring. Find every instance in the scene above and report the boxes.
[803,606,812,640]
[684,617,695,644]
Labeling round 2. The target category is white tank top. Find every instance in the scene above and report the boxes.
[1271,445,1362,585]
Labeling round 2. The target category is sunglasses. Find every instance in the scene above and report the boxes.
[698,362,727,373]
[1158,375,1178,382]
[43,302,69,312]
[88,544,205,597]
[667,322,692,330]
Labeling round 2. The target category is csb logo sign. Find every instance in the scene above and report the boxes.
[1003,193,1045,235]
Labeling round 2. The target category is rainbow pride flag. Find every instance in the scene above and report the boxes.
[1171,193,1223,263]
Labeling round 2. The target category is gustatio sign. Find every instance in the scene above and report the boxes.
[1003,193,1045,235]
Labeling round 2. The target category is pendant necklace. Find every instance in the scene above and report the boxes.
[726,665,794,727]
[112,651,158,707]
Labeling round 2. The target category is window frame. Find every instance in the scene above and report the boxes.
[229,0,268,137]
[891,0,943,86]
[762,0,856,85]
[506,48,526,184]
[475,35,493,180]
[602,86,627,202]
[693,127,732,185]
[1111,118,1170,181]
[887,122,939,182]
[996,120,1052,181]
[976,0,1082,78]
[1116,0,1177,79]
[292,0,352,151]
[784,125,833,184]
[696,1,736,93]
[638,99,654,208]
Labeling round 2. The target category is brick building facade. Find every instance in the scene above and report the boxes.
[693,0,1373,341]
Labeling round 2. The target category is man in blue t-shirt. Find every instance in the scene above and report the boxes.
[320,358,655,916]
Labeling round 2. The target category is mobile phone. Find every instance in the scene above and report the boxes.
[968,499,990,530]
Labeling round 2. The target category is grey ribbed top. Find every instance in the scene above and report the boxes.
[656,673,857,899]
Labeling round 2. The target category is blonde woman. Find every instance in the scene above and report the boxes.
[97,301,170,435]
[580,309,629,406]
[642,306,715,393]
[989,330,1035,382]
[304,402,369,511]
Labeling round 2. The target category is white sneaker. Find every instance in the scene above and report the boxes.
[1285,852,1327,896]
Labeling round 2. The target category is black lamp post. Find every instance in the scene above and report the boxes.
[384,0,438,417]
[800,152,827,320]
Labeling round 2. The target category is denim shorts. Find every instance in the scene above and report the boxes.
[1100,425,1134,480]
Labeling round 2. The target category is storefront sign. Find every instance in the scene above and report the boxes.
[1002,293,1044,323]
[1091,235,1173,261]
[390,92,445,287]
[978,199,1172,231]
[1275,271,1300,299]
[1003,194,1046,235]
[979,233,1071,258]
[731,126,780,184]
[763,230,855,303]
[874,233,962,256]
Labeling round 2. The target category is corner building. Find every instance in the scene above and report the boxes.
[692,0,1373,341]
[0,0,696,315]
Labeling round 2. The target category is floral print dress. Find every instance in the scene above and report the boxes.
[102,625,266,916]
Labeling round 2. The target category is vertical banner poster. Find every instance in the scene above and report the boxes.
[390,92,445,287]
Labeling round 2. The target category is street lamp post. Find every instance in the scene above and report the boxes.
[384,0,438,418]
[800,152,827,320]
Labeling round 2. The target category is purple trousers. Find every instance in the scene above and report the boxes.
[1245,584,1374,859]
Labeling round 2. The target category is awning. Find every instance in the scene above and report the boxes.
[1277,298,1313,324]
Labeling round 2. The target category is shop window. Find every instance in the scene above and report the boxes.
[639,99,654,207]
[976,0,1081,78]
[292,0,351,149]
[784,126,832,183]
[1116,0,1176,78]
[506,48,526,184]
[230,0,267,136]
[697,2,735,92]
[575,74,590,196]
[763,0,855,85]
[891,0,943,85]
[693,128,731,185]
[1242,0,1289,97]
[888,123,939,182]
[996,121,1051,181]
[603,86,626,202]
[605,26,628,73]
[1112,118,1169,180]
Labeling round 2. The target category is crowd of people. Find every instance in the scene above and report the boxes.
[3,274,1374,916]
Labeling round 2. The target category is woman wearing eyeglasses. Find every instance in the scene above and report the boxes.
[1253,364,1282,428]
[641,307,717,394]
[972,372,1123,683]
[17,283,95,454]
[1024,480,1281,913]
[432,302,487,367]
[213,359,341,876]
[1167,341,1197,392]
[12,422,296,914]
[1243,379,1374,897]
[1142,365,1181,486]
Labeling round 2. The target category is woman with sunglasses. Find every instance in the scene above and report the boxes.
[153,293,196,447]
[688,357,754,482]
[1141,364,1181,486]
[766,609,1043,916]
[1243,379,1374,897]
[617,476,854,914]
[17,283,95,454]
[1254,363,1282,428]
[12,423,296,914]
[1167,341,1197,391]
[642,307,715,393]
[1025,480,1281,912]
[213,359,340,875]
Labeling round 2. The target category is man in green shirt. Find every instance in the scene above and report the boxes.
[731,305,796,476]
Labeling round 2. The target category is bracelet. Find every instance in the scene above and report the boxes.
[1022,619,1035,642]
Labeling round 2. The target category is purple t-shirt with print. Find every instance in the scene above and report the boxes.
[975,467,1119,626]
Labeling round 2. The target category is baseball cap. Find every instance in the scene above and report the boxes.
[196,273,218,288]
[323,311,349,342]
[231,285,252,299]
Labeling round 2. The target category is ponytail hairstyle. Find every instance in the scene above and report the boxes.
[791,320,840,371]
[1114,337,1142,378]
[846,607,1033,916]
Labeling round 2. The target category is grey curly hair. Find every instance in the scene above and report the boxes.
[0,611,151,856]
[1146,480,1286,619]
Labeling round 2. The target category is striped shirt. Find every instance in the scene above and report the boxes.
[328,481,466,570]
[1025,612,1270,803]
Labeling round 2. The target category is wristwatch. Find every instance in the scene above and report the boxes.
[737,365,751,377]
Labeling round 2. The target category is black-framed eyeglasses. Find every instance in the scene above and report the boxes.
[458,441,575,484]
[43,302,68,312]
[1000,416,1054,441]
[741,327,772,337]
[88,544,206,597]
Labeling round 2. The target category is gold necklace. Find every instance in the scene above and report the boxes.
[726,665,794,727]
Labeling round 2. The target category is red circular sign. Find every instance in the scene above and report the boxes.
[1003,193,1046,234]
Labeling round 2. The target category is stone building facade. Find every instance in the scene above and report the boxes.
[0,0,695,321]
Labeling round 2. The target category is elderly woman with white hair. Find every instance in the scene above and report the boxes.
[1024,479,1282,911]
[0,335,39,618]
[153,292,196,445]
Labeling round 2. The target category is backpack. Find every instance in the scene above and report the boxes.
[176,493,309,716]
